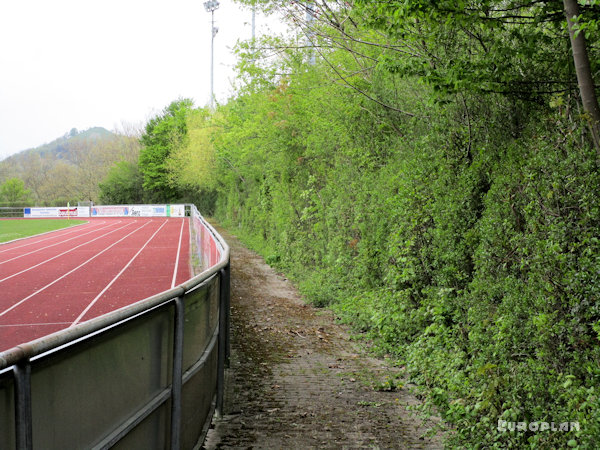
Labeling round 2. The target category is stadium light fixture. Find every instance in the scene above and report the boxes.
[204,1,220,108]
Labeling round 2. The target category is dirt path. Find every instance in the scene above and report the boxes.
[204,227,444,449]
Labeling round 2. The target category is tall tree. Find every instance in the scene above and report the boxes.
[138,99,193,201]
[167,108,218,192]
[19,153,52,203]
[99,160,145,204]
[563,0,600,151]
[38,162,79,204]
[0,178,32,205]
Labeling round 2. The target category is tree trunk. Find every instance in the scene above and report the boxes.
[564,0,600,152]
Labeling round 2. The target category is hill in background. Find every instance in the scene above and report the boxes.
[0,127,140,205]
[3,127,116,165]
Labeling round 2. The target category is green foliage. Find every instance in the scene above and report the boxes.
[167,108,218,192]
[0,127,140,205]
[191,1,600,446]
[352,0,587,99]
[138,98,193,202]
[0,177,32,206]
[98,160,145,204]
[165,107,219,215]
[93,98,216,208]
[207,66,600,449]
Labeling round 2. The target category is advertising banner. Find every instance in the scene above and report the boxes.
[129,205,167,217]
[24,207,88,218]
[91,206,130,217]
[25,204,179,218]
[73,207,90,217]
[90,205,170,217]
[58,207,79,217]
[169,204,186,217]
[24,207,60,217]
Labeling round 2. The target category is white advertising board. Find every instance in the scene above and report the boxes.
[90,205,170,217]
[91,206,130,217]
[26,204,182,218]
[24,207,88,218]
[24,207,60,217]
[130,205,167,217]
[169,204,185,217]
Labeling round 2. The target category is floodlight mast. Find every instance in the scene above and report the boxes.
[204,1,220,109]
[306,2,316,65]
[252,5,256,41]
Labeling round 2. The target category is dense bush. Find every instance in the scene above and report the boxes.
[202,58,600,446]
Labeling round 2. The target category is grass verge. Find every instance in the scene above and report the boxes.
[0,219,86,243]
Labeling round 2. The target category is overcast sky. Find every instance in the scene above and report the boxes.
[0,0,284,160]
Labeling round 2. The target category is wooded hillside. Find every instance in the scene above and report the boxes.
[0,127,140,206]
[90,1,600,446]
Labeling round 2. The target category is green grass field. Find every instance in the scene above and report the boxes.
[0,219,86,243]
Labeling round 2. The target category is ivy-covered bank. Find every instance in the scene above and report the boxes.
[207,68,600,447]
[98,1,600,447]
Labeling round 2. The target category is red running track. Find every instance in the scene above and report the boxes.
[0,217,191,352]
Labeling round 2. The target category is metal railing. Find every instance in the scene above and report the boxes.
[0,205,230,449]
[0,207,25,218]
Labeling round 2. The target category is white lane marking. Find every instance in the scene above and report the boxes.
[0,220,152,318]
[0,220,107,254]
[70,219,169,326]
[0,221,135,284]
[0,222,118,265]
[171,219,186,288]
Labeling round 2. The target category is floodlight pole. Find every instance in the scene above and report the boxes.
[204,1,220,109]
[252,6,255,41]
[306,1,316,65]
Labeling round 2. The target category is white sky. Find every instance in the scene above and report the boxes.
[0,0,284,160]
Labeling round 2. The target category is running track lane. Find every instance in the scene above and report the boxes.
[0,217,191,352]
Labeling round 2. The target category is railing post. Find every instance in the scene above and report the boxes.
[14,360,33,450]
[216,263,230,417]
[170,296,185,450]
[223,262,231,367]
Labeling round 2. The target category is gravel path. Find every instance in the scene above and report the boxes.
[204,227,444,449]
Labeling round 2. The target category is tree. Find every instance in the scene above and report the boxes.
[19,153,53,204]
[167,108,218,192]
[563,0,600,151]
[0,178,32,205]
[138,99,193,202]
[241,1,600,120]
[38,162,79,204]
[99,160,145,204]
[217,2,600,447]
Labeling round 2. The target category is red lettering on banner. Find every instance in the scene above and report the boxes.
[58,208,78,217]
